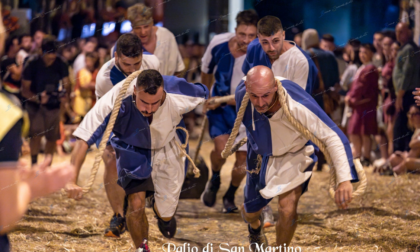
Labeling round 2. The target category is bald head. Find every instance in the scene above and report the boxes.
[396,22,411,45]
[245,66,278,113]
[246,65,275,88]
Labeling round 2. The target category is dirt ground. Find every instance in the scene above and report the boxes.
[8,137,420,252]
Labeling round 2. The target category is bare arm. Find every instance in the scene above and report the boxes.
[21,79,35,100]
[65,139,89,199]
[0,161,74,234]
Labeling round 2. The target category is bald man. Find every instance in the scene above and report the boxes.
[393,23,420,152]
[234,66,359,250]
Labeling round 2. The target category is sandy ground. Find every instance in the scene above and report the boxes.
[8,137,420,252]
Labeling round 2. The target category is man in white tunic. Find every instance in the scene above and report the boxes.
[235,66,358,250]
[68,70,208,249]
[66,33,160,238]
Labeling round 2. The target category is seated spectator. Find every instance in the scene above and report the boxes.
[73,51,99,118]
[345,43,379,167]
[377,105,420,175]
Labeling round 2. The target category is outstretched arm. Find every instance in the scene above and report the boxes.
[65,139,89,200]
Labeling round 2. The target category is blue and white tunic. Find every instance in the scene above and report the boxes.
[95,55,160,99]
[235,76,359,213]
[242,39,317,95]
[73,76,208,217]
[201,33,246,150]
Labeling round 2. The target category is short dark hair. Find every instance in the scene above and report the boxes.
[257,16,283,36]
[18,34,31,44]
[41,38,57,54]
[322,34,335,43]
[136,69,164,95]
[116,33,143,58]
[361,43,376,53]
[236,10,259,27]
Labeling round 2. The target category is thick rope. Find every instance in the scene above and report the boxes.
[175,126,201,178]
[81,70,143,193]
[221,79,367,199]
[221,92,249,159]
[210,94,235,105]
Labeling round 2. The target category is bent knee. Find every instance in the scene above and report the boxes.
[128,194,146,213]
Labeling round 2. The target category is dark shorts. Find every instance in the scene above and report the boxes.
[25,101,60,141]
[122,176,155,198]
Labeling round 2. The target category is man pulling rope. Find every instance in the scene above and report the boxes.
[68,69,208,250]
[222,65,363,250]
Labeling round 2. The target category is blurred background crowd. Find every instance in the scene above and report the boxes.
[1,0,420,175]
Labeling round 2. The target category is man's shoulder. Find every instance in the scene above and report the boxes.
[209,33,234,46]
[157,26,176,39]
[163,75,207,97]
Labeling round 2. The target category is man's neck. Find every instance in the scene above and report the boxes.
[269,41,294,64]
[264,93,281,116]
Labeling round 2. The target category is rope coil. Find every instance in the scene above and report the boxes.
[221,79,367,199]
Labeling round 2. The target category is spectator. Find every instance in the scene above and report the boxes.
[16,34,32,66]
[302,29,340,172]
[372,31,385,69]
[320,33,335,52]
[340,39,362,92]
[1,37,23,103]
[0,91,75,252]
[345,43,379,166]
[301,29,340,116]
[73,37,97,79]
[294,32,302,47]
[375,35,397,165]
[21,38,70,166]
[97,44,110,69]
[73,51,99,118]
[380,105,420,175]
[320,34,347,77]
[31,30,45,55]
[340,40,362,130]
[392,22,420,152]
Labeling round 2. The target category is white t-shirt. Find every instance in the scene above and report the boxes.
[16,49,29,66]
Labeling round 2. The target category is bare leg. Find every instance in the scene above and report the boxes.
[362,135,372,160]
[103,145,125,216]
[386,120,394,155]
[231,151,247,187]
[276,185,302,246]
[241,205,263,229]
[126,192,148,248]
[44,140,56,165]
[30,137,42,165]
[349,134,362,158]
[404,158,420,173]
[375,134,389,159]
[210,134,229,172]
